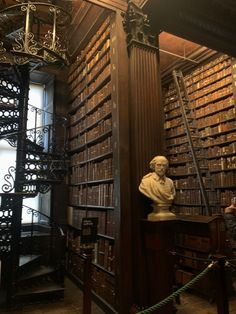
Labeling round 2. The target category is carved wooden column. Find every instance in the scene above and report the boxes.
[123,1,166,309]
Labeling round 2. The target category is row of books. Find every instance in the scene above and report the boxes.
[87,99,112,128]
[69,183,114,207]
[70,80,111,121]
[174,190,217,205]
[168,142,189,155]
[166,135,188,147]
[192,84,233,108]
[87,51,110,84]
[220,190,236,205]
[165,106,235,137]
[67,230,115,272]
[164,56,229,100]
[70,63,111,102]
[189,76,232,100]
[174,176,211,189]
[68,16,111,79]
[186,66,231,94]
[95,237,115,272]
[164,116,183,130]
[70,50,110,96]
[86,38,110,73]
[85,18,111,62]
[174,206,207,215]
[165,94,233,122]
[67,137,112,166]
[69,99,112,138]
[70,151,86,165]
[66,250,84,279]
[197,107,235,129]
[69,118,112,151]
[195,95,234,119]
[203,128,236,147]
[211,172,236,186]
[68,208,115,238]
[185,55,229,86]
[87,209,115,236]
[65,247,114,293]
[86,81,111,113]
[164,59,232,111]
[165,124,184,137]
[207,142,236,157]
[69,39,111,93]
[169,161,207,176]
[67,206,86,228]
[169,153,192,164]
[86,117,112,142]
[91,267,115,306]
[208,156,236,171]
[200,120,236,138]
[70,158,113,183]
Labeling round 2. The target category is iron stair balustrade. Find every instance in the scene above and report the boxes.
[0,67,21,143]
[172,69,212,216]
[0,64,68,307]
[0,105,68,197]
[21,205,65,268]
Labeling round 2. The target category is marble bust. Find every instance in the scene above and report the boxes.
[139,155,176,221]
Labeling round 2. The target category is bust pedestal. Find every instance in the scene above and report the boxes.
[141,219,176,314]
[148,204,176,221]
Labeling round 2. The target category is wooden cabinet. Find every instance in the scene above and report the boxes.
[163,54,236,215]
[141,220,176,314]
[174,215,229,298]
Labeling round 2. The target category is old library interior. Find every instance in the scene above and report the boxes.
[0,0,236,314]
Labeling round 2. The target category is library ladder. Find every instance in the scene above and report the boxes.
[172,69,212,216]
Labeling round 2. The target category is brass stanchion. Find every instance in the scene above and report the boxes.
[211,255,229,314]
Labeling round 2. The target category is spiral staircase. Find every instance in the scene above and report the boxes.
[0,64,68,308]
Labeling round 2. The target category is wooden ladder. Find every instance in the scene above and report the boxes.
[172,69,213,216]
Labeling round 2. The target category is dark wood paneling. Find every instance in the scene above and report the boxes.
[86,0,127,12]
[110,11,133,314]
[143,0,236,58]
[128,41,164,307]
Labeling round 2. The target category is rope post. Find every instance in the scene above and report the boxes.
[211,254,229,314]
[82,246,93,314]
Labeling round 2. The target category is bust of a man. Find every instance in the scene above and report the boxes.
[139,155,176,221]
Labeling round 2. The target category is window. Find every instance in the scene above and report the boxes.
[0,83,48,223]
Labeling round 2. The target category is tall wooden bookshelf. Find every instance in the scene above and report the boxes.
[163,54,236,215]
[66,11,131,313]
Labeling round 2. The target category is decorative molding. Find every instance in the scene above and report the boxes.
[122,0,155,51]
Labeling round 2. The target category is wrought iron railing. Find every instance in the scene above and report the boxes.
[0,103,68,195]
[21,205,65,266]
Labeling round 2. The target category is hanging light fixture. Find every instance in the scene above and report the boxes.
[0,0,71,66]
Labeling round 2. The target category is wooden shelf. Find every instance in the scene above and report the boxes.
[163,54,236,216]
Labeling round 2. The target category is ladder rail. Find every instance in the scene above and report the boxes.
[172,70,212,216]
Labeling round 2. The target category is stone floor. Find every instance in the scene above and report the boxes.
[0,278,105,314]
[176,292,236,314]
[1,277,236,313]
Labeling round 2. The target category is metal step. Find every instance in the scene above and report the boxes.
[18,265,56,282]
[14,282,64,302]
[19,254,41,268]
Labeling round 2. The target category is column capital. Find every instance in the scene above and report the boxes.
[122,0,156,51]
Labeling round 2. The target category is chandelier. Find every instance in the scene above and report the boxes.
[0,0,71,66]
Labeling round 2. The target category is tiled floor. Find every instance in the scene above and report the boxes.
[1,277,236,313]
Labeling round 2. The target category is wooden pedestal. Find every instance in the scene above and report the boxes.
[141,219,176,314]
